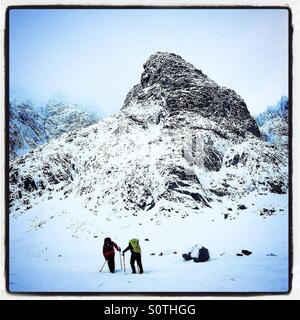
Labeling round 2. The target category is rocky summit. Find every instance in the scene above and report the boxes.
[123,52,260,138]
[9,52,288,215]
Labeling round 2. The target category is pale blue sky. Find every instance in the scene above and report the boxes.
[9,8,289,116]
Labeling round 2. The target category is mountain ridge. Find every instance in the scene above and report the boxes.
[255,96,288,147]
[9,98,99,159]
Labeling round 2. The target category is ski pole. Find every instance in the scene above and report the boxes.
[99,260,107,272]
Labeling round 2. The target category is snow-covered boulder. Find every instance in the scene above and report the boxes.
[182,245,210,262]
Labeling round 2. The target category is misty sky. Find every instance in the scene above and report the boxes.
[9,8,289,117]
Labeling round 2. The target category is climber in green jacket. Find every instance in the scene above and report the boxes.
[122,239,144,274]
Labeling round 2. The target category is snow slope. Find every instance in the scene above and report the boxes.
[10,192,288,292]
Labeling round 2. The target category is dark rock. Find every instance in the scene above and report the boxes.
[146,200,156,211]
[39,180,46,190]
[182,253,192,261]
[237,204,247,210]
[167,181,178,190]
[242,250,252,256]
[169,166,199,183]
[231,154,240,166]
[173,189,211,207]
[203,145,223,171]
[10,169,19,184]
[48,173,60,185]
[209,188,228,197]
[193,247,210,263]
[267,180,285,194]
[260,208,276,216]
[24,177,37,192]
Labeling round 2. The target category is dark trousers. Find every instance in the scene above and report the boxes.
[130,252,143,274]
[107,255,115,273]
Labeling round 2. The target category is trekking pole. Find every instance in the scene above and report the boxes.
[123,254,126,273]
[99,260,107,272]
[119,250,123,271]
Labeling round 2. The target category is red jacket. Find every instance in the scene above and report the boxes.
[103,240,120,260]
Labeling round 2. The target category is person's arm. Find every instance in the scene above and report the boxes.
[122,244,132,254]
[103,246,107,260]
[112,241,120,251]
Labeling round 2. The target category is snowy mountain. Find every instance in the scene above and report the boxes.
[9,100,46,159]
[256,96,288,126]
[43,97,99,141]
[9,52,287,213]
[9,98,99,159]
[255,96,288,147]
[9,53,289,292]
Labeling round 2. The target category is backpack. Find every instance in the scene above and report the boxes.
[193,246,210,263]
[129,239,141,253]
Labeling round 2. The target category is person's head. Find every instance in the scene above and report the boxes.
[104,237,111,244]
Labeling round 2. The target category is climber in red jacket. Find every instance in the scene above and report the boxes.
[102,237,121,273]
